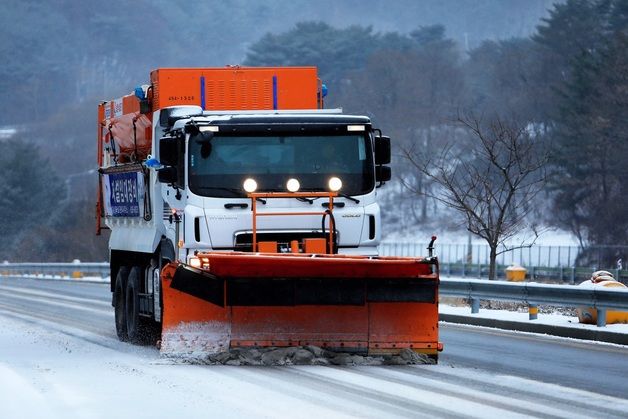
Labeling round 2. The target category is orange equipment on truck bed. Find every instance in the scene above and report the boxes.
[97,67,320,164]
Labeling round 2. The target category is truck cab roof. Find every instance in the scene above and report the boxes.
[170,109,372,133]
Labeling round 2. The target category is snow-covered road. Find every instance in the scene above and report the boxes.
[1,278,627,418]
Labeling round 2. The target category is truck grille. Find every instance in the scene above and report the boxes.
[234,231,334,252]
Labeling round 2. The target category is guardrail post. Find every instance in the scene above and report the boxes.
[471,298,480,314]
[596,309,607,327]
[570,267,575,285]
[72,259,83,279]
[529,304,538,320]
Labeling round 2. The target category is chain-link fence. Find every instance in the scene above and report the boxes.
[380,242,628,284]
[379,242,627,269]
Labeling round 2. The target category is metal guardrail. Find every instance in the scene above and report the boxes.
[0,262,109,278]
[2,262,627,327]
[440,278,628,327]
[438,262,628,284]
[4,259,627,284]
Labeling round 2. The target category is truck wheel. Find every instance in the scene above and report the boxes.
[126,266,160,345]
[125,266,144,343]
[114,266,130,341]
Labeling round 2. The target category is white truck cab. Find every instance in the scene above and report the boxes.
[149,107,391,264]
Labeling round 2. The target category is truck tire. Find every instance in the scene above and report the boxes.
[125,266,145,343]
[126,266,160,345]
[114,266,129,341]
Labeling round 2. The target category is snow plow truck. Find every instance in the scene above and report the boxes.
[97,66,442,360]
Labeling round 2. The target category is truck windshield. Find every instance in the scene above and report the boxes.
[188,133,375,197]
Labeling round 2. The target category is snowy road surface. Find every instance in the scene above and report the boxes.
[1,278,627,418]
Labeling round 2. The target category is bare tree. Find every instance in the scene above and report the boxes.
[403,115,548,279]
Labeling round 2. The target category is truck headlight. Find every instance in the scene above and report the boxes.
[243,178,258,193]
[188,256,201,268]
[328,177,342,192]
[286,178,300,192]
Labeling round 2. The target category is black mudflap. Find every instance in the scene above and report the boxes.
[228,278,367,306]
[170,266,438,308]
[170,265,225,306]
[227,277,438,306]
[366,279,437,303]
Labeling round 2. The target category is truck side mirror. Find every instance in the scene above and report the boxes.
[375,135,391,165]
[158,135,184,191]
[159,136,180,167]
[376,165,391,183]
[194,130,213,144]
[193,131,213,159]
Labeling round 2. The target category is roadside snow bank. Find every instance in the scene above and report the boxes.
[440,304,628,335]
[9,274,108,283]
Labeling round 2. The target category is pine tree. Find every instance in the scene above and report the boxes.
[547,0,628,263]
[0,141,64,260]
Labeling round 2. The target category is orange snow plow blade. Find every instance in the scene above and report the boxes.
[160,252,440,357]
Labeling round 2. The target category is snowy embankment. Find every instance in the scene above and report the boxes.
[383,226,579,246]
[440,304,628,335]
[12,274,108,284]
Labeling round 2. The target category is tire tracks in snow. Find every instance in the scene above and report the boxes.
[392,360,628,418]
[209,365,465,418]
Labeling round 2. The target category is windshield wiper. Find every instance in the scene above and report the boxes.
[197,186,244,196]
[338,193,360,204]
[197,186,266,204]
[294,190,359,204]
